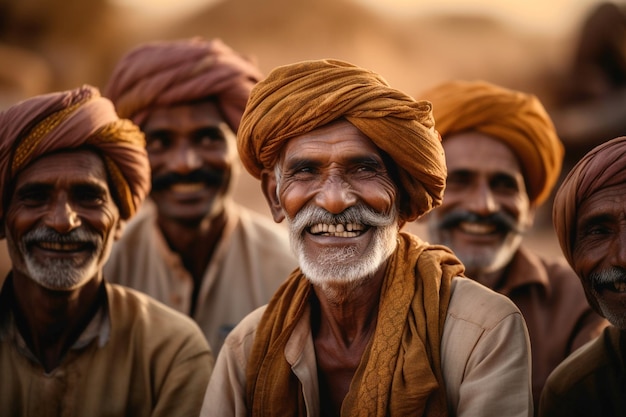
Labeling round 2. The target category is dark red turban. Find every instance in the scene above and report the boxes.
[104,37,263,132]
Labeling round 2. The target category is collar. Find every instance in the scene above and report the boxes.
[497,246,552,297]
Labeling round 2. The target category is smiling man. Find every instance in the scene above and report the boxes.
[420,80,609,412]
[200,59,533,417]
[103,38,297,353]
[0,85,213,416]
[540,135,626,417]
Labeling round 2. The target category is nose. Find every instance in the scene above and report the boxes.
[168,142,202,174]
[314,175,357,214]
[46,197,81,234]
[466,180,498,215]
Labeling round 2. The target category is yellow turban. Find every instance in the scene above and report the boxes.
[104,37,263,132]
[553,136,626,269]
[0,85,150,226]
[238,59,446,222]
[421,80,564,206]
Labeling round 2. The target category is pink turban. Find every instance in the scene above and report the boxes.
[0,85,150,225]
[421,80,564,206]
[553,136,626,268]
[237,59,446,222]
[104,37,263,132]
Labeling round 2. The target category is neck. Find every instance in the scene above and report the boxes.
[10,273,104,372]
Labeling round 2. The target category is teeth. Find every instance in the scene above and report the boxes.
[309,222,364,236]
[614,282,626,292]
[171,183,204,193]
[459,222,496,235]
[39,242,82,251]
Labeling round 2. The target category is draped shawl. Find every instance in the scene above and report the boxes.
[246,232,464,416]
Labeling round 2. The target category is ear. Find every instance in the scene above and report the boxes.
[114,219,126,241]
[261,169,285,223]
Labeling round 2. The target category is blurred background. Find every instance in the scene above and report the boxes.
[2,0,625,277]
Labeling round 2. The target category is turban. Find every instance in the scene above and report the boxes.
[421,80,564,206]
[0,85,150,226]
[553,136,626,269]
[104,37,263,132]
[238,59,446,222]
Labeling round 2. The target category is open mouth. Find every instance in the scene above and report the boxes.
[457,221,499,235]
[596,281,626,293]
[169,182,206,193]
[308,222,366,238]
[33,241,92,253]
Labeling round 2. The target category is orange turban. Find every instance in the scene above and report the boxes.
[552,136,626,269]
[238,59,446,222]
[421,80,564,206]
[0,85,150,226]
[104,37,263,132]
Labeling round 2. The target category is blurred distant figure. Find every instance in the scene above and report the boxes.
[104,38,297,353]
[540,135,626,417]
[551,2,626,162]
[420,80,609,413]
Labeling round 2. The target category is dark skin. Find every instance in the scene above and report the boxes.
[261,120,398,414]
[1,150,124,372]
[142,100,237,314]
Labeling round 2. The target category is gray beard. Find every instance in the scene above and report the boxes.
[286,204,398,287]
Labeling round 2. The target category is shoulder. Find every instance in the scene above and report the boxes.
[105,283,209,348]
[543,326,617,394]
[448,276,523,329]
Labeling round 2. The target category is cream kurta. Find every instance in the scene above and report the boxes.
[201,276,533,417]
[0,279,213,417]
[104,199,298,353]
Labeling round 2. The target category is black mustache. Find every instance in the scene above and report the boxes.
[437,211,523,234]
[151,169,225,192]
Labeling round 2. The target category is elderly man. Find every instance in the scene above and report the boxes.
[420,80,608,410]
[200,59,533,416]
[103,38,297,352]
[539,136,626,416]
[0,85,213,416]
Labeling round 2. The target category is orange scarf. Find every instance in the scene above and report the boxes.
[246,232,464,416]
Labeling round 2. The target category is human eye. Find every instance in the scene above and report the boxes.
[491,174,520,194]
[16,184,49,206]
[446,170,471,189]
[145,131,171,153]
[195,128,226,148]
[73,184,107,206]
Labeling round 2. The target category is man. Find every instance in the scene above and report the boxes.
[420,80,609,409]
[0,85,213,416]
[539,135,626,416]
[200,59,533,416]
[103,38,298,352]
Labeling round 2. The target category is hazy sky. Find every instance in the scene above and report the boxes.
[111,0,606,35]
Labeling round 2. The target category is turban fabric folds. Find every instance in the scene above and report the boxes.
[237,59,446,222]
[104,37,263,132]
[552,136,626,269]
[422,80,564,206]
[0,85,150,225]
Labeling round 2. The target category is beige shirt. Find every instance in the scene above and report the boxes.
[0,280,213,417]
[201,276,533,417]
[104,199,298,353]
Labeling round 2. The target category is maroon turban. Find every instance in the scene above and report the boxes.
[237,59,445,222]
[422,80,564,206]
[553,136,626,268]
[104,37,263,132]
[0,85,150,226]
